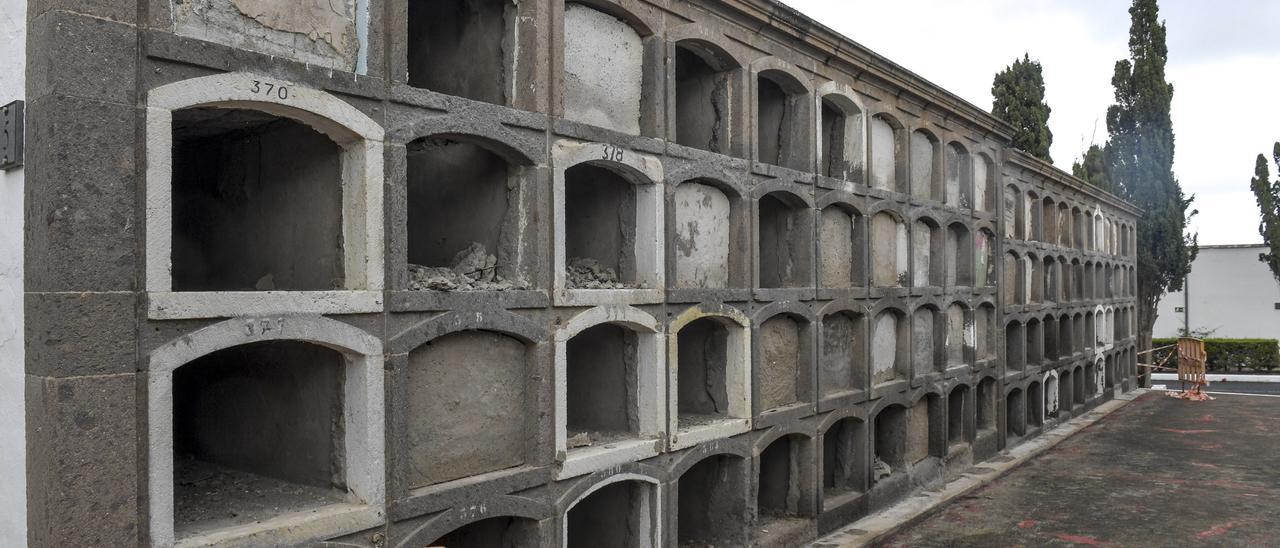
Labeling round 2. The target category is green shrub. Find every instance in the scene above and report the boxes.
[1152,338,1280,373]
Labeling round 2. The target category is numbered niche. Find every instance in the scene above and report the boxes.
[146,73,385,313]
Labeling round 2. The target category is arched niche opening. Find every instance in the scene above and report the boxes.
[912,305,945,374]
[820,311,867,397]
[947,385,969,448]
[1042,197,1057,244]
[757,435,812,525]
[819,204,868,288]
[1026,191,1042,242]
[566,323,647,446]
[910,130,942,201]
[871,309,910,385]
[946,223,974,287]
[564,163,648,289]
[820,94,865,182]
[870,114,906,193]
[871,212,910,287]
[566,479,659,548]
[1043,256,1058,303]
[976,378,997,432]
[678,455,747,546]
[757,314,810,412]
[1071,207,1085,249]
[563,3,648,135]
[905,395,939,465]
[674,40,738,154]
[1044,372,1060,419]
[171,107,344,292]
[823,418,867,499]
[427,516,540,548]
[975,229,996,287]
[172,341,349,536]
[1072,313,1085,354]
[406,331,529,487]
[1043,315,1059,361]
[945,142,972,208]
[1006,388,1026,440]
[1025,318,1043,367]
[758,192,814,288]
[1057,202,1072,247]
[407,0,511,105]
[1003,252,1023,305]
[672,179,742,289]
[756,70,811,170]
[407,137,531,290]
[1072,366,1086,407]
[1004,185,1023,240]
[974,154,995,213]
[676,317,740,427]
[912,218,944,287]
[1058,368,1073,415]
[873,405,907,480]
[1005,321,1025,371]
[1057,314,1073,358]
[976,304,997,361]
[945,303,971,369]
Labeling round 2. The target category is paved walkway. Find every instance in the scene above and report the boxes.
[875,392,1280,547]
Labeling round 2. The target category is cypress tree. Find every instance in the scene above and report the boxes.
[1251,143,1280,281]
[992,54,1054,162]
[1104,0,1197,383]
[1072,144,1112,192]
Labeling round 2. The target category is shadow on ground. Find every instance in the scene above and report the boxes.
[876,392,1280,547]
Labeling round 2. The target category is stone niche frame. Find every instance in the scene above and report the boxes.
[385,308,552,517]
[814,82,868,188]
[554,305,667,479]
[665,26,749,159]
[552,140,665,306]
[751,302,818,427]
[557,472,664,547]
[667,303,753,450]
[144,72,385,319]
[146,316,386,547]
[663,161,753,302]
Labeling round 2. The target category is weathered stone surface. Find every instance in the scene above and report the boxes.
[758,315,800,410]
[673,183,731,289]
[172,0,361,71]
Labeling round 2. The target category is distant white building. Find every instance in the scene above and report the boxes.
[1155,244,1280,339]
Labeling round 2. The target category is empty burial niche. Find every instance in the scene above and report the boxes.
[566,324,640,446]
[406,0,509,104]
[678,455,746,546]
[905,397,933,464]
[1027,382,1044,427]
[758,314,803,411]
[976,379,997,431]
[407,331,526,488]
[945,143,971,208]
[171,107,343,291]
[1073,367,1085,405]
[870,212,909,287]
[1002,253,1022,304]
[1058,370,1073,413]
[912,219,943,287]
[974,154,993,212]
[567,480,655,548]
[756,70,809,170]
[758,435,804,520]
[819,205,867,288]
[976,305,996,360]
[673,180,736,289]
[675,42,734,153]
[427,517,539,548]
[565,164,642,289]
[820,312,867,397]
[1006,389,1026,439]
[947,386,967,447]
[1006,322,1025,371]
[823,419,867,497]
[820,96,864,181]
[407,138,527,291]
[563,3,644,134]
[910,130,942,201]
[758,192,813,288]
[172,341,346,536]
[677,318,731,427]
[946,224,973,287]
[871,309,908,385]
[976,229,996,287]
[873,405,906,478]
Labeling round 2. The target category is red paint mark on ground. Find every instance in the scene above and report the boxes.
[1017,519,1037,529]
[1191,413,1216,424]
[1054,532,1102,545]
[1196,520,1243,539]
[1191,462,1218,469]
[1157,428,1218,434]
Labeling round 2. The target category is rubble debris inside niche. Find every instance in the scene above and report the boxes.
[566,257,641,289]
[409,242,526,291]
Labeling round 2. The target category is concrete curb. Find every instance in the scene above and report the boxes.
[810,389,1149,548]
[1152,373,1280,383]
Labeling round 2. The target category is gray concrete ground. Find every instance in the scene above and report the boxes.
[869,392,1280,547]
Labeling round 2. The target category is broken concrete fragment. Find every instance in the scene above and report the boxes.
[408,242,523,291]
[567,257,638,289]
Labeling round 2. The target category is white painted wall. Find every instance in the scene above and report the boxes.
[1155,244,1280,339]
[0,0,26,542]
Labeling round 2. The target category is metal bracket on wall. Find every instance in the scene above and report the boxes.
[1,100,24,171]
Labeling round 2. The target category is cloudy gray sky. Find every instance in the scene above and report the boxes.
[783,0,1280,245]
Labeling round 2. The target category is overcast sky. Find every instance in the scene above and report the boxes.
[782,0,1280,245]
